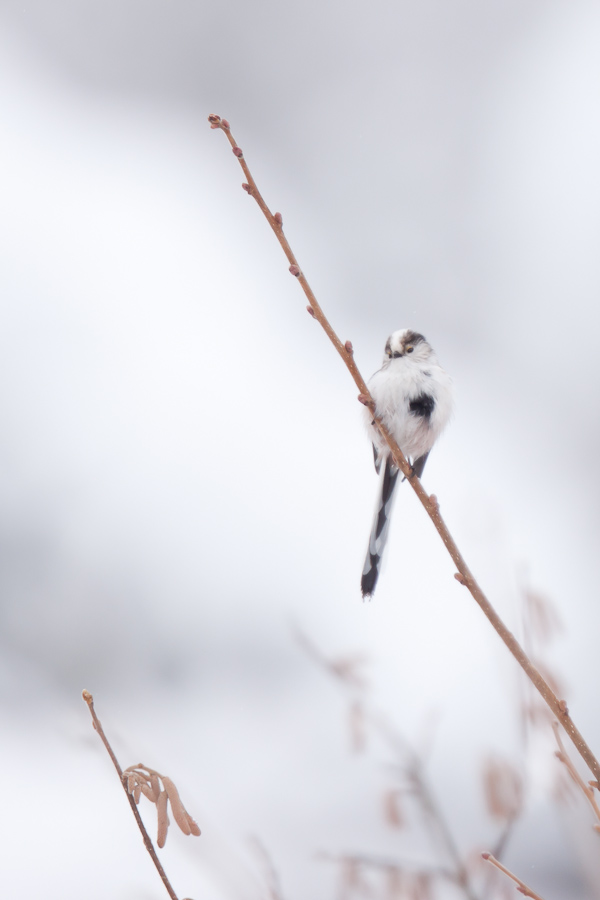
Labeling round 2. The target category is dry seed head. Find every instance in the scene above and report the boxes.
[149,773,160,802]
[385,867,404,899]
[349,700,366,753]
[156,790,169,848]
[524,588,562,644]
[411,872,433,900]
[382,789,404,829]
[482,758,523,821]
[123,765,201,845]
[140,783,157,802]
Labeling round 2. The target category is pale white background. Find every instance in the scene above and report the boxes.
[1,2,600,898]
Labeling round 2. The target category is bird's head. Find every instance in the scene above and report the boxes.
[383,329,432,363]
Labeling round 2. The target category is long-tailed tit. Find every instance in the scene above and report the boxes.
[361,329,453,598]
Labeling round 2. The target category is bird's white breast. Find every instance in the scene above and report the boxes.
[364,359,453,463]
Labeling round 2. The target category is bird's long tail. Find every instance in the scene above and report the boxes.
[361,457,400,599]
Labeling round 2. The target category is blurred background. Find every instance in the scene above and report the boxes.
[2,1,600,898]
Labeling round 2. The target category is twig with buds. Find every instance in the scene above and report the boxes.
[481,853,545,900]
[207,113,600,789]
[553,721,600,830]
[82,690,200,900]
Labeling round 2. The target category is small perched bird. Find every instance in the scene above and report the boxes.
[361,329,453,598]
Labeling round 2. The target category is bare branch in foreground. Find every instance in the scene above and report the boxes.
[82,690,200,900]
[297,630,480,900]
[207,113,600,787]
[482,853,545,900]
[553,721,600,830]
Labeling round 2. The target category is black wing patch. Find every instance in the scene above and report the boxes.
[409,393,435,421]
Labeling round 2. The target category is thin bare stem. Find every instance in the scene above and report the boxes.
[297,631,479,900]
[207,114,600,787]
[369,711,478,900]
[482,853,545,900]
[249,837,285,900]
[553,722,600,825]
[318,851,449,881]
[82,690,180,900]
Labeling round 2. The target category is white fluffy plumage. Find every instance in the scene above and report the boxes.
[361,329,453,598]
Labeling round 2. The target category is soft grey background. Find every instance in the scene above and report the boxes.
[1,1,600,898]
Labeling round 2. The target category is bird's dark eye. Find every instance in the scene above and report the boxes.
[405,345,414,353]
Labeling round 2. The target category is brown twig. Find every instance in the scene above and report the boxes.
[297,630,479,900]
[552,721,600,827]
[207,114,600,788]
[481,853,545,900]
[82,690,180,900]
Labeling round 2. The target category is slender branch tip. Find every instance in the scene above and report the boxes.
[208,111,600,788]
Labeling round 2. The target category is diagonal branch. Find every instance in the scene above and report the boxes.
[82,690,180,900]
[482,852,545,900]
[207,114,600,787]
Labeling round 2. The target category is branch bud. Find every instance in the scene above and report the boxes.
[344,340,353,355]
[289,265,301,277]
[307,306,316,317]
[232,146,244,158]
[241,183,252,193]
[273,212,283,226]
[208,114,221,129]
[454,572,467,586]
[221,118,230,130]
